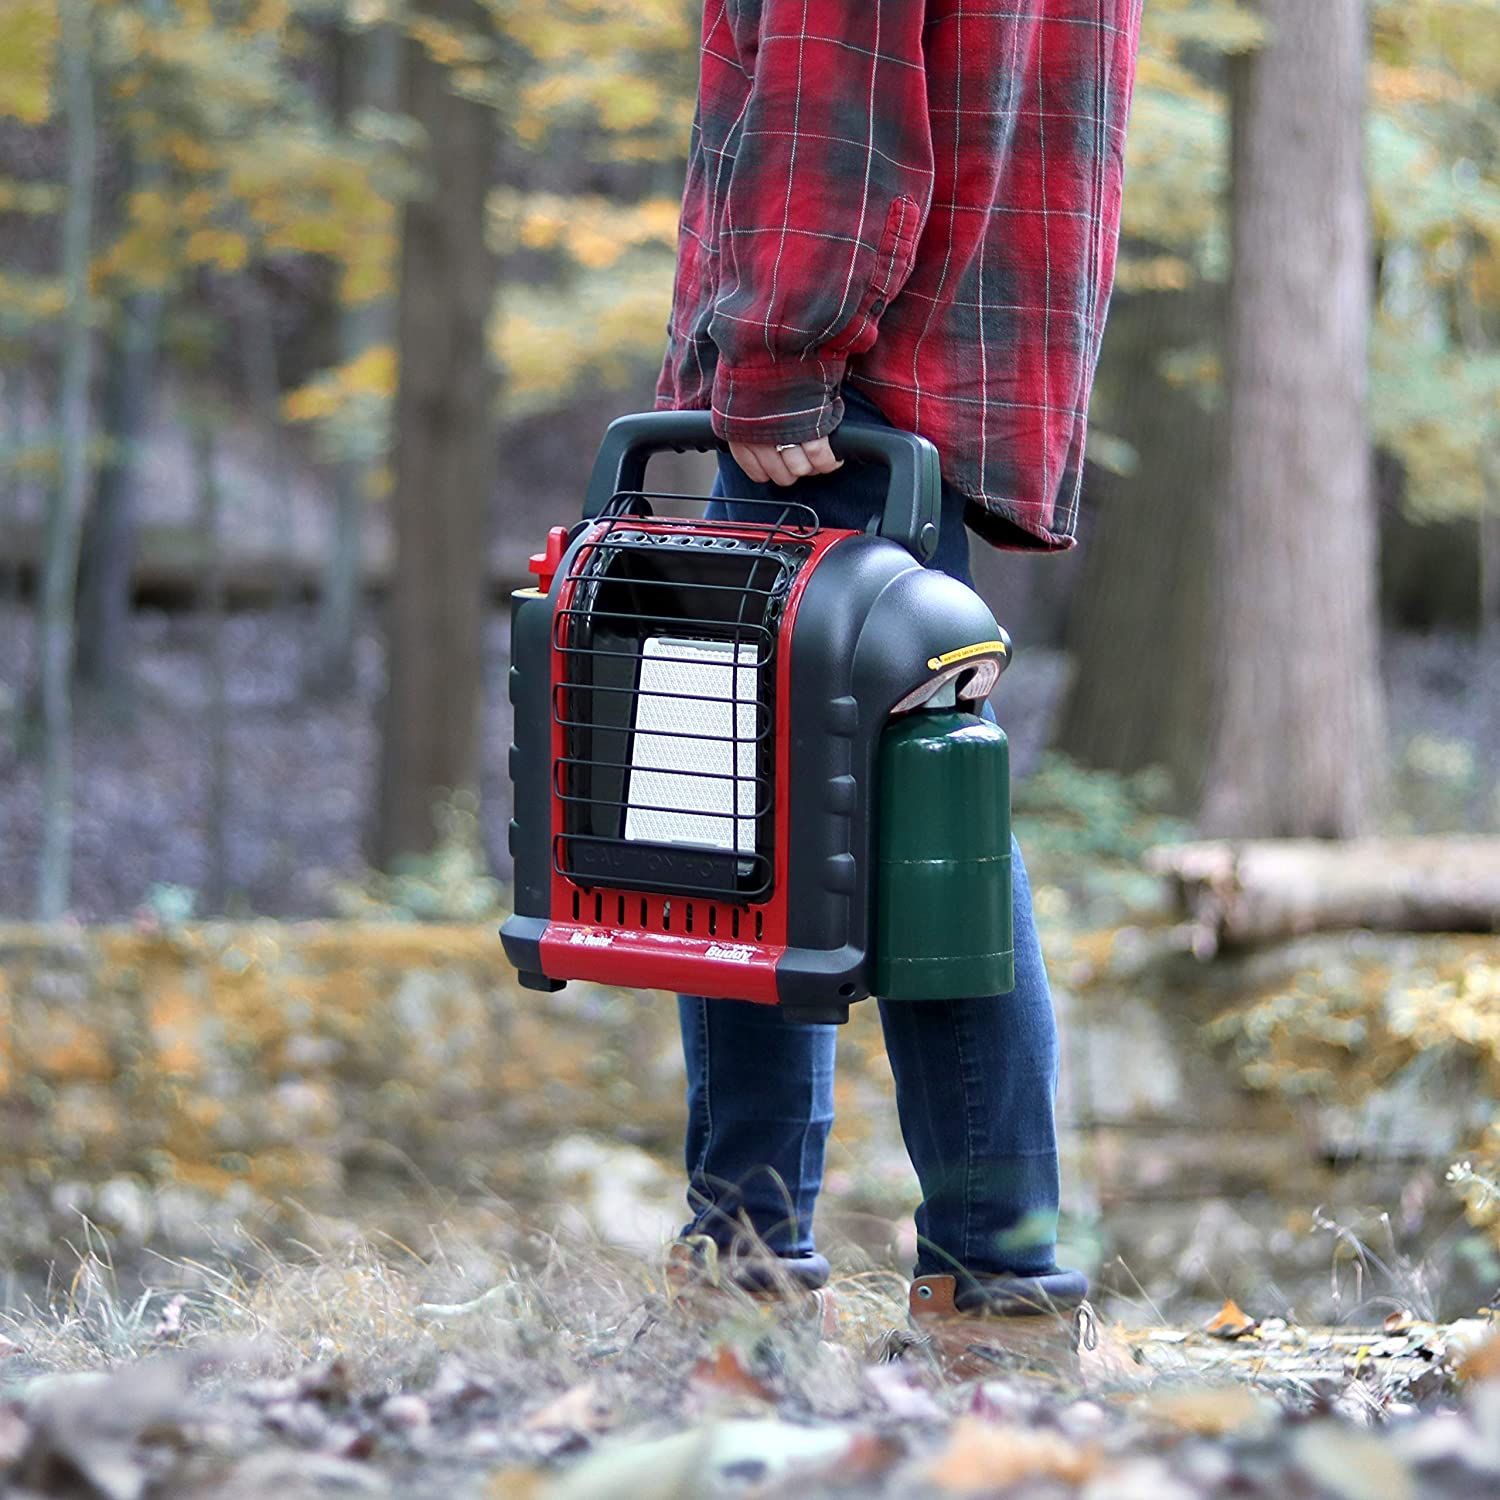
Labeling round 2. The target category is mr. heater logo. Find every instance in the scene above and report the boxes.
[705,943,755,963]
[568,930,614,948]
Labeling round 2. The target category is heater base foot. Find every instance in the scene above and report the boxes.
[780,1004,850,1026]
[518,971,566,993]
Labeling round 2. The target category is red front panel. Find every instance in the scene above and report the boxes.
[539,923,779,1003]
[536,519,854,1002]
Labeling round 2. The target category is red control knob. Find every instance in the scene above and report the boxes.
[528,526,568,593]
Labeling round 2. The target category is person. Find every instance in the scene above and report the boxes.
[654,0,1143,1367]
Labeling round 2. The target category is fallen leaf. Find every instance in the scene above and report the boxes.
[0,1404,27,1466]
[427,1356,494,1414]
[1294,1422,1415,1500]
[524,1380,613,1435]
[690,1345,773,1402]
[548,1426,709,1500]
[1085,1455,1201,1500]
[1146,1384,1274,1437]
[1384,1310,1415,1335]
[550,1422,851,1500]
[967,1382,1044,1425]
[380,1393,432,1433]
[262,1399,330,1446]
[1456,1330,1500,1383]
[323,1421,376,1460]
[706,1422,856,1485]
[923,1417,1097,1494]
[485,1466,546,1500]
[864,1363,944,1422]
[297,1358,352,1405]
[13,1360,191,1500]
[1203,1298,1259,1340]
[214,1451,389,1498]
[1391,1411,1476,1469]
[841,1432,904,1481]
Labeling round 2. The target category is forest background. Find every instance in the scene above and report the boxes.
[0,2,1499,1493]
[1,0,1499,1277]
[0,0,1494,916]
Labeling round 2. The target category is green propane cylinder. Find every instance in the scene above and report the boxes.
[874,710,1013,1001]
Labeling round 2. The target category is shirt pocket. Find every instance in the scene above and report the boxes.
[814,194,923,361]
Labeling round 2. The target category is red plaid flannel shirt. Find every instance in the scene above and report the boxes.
[655,0,1143,551]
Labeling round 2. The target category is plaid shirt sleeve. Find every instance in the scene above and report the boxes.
[701,1,935,447]
[660,2,1142,548]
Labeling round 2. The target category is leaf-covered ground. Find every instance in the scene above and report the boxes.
[3,1233,1499,1500]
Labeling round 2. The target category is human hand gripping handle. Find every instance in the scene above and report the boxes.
[581,410,941,562]
[729,436,841,487]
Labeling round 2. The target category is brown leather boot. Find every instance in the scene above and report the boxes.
[663,1235,839,1337]
[903,1273,1096,1382]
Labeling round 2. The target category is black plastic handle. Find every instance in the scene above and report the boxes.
[828,422,942,562]
[581,410,942,562]
[582,411,723,518]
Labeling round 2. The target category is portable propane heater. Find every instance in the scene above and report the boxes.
[501,412,1015,1024]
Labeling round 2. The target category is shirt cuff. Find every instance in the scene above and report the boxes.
[710,356,847,447]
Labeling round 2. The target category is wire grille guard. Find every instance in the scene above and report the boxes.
[552,492,815,903]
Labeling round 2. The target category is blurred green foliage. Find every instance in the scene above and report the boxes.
[327,790,506,921]
[1014,755,1190,864]
[1013,755,1191,925]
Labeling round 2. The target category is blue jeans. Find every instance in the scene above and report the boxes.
[677,385,1079,1303]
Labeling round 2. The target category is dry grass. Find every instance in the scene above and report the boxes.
[1,1212,1497,1498]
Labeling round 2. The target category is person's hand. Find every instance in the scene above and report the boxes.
[729,437,843,486]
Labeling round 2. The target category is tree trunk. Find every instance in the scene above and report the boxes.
[311,21,401,696]
[1149,837,1500,954]
[240,282,299,629]
[1199,0,1385,837]
[192,417,231,912]
[75,0,169,704]
[36,0,96,920]
[1052,291,1222,801]
[1481,444,1500,707]
[75,283,162,702]
[0,362,24,608]
[370,0,498,868]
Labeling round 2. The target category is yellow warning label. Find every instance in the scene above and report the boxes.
[926,640,1009,671]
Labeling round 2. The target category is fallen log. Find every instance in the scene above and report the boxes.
[1147,837,1500,955]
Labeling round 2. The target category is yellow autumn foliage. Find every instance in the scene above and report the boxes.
[493,191,680,265]
[494,265,671,415]
[283,344,398,425]
[0,0,54,124]
[160,131,220,174]
[185,227,249,273]
[0,176,61,215]
[1213,947,1500,1247]
[240,0,291,39]
[0,271,65,321]
[408,16,486,69]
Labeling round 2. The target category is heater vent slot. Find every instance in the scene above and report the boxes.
[571,890,739,943]
[553,494,812,902]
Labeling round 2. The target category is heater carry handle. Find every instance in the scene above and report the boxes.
[582,411,942,562]
[829,423,942,562]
